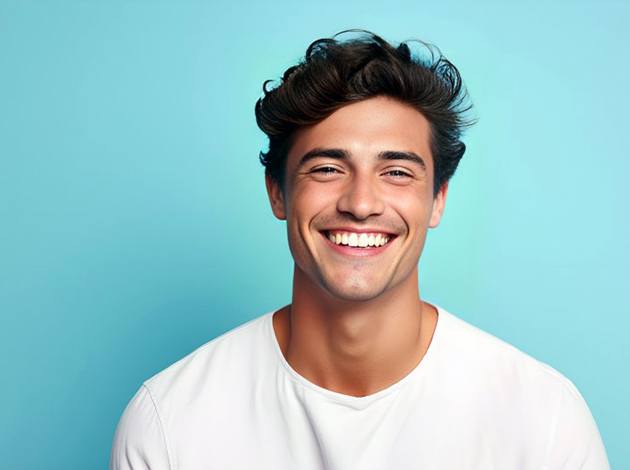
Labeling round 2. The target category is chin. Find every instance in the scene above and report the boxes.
[321,280,388,303]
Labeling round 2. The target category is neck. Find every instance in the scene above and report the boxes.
[273,264,438,397]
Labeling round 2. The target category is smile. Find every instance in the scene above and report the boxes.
[325,230,391,247]
[320,230,397,257]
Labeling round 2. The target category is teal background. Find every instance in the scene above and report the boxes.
[1,1,628,468]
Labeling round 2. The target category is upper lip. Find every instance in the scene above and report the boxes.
[321,227,397,236]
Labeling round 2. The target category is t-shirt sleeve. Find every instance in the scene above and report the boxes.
[543,379,610,470]
[109,384,172,470]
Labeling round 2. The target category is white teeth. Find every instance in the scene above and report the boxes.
[348,233,359,247]
[326,231,392,248]
[358,233,367,247]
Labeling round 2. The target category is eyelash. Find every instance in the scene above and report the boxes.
[312,167,412,178]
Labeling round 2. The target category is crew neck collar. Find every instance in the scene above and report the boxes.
[265,303,448,409]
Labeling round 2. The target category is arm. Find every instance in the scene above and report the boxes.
[109,384,172,470]
[543,379,610,470]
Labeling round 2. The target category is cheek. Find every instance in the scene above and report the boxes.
[285,193,327,253]
[290,185,333,220]
[391,192,434,226]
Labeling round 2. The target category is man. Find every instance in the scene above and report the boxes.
[110,30,610,469]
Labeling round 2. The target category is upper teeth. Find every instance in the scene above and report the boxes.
[326,231,390,247]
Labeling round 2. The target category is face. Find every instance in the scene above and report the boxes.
[265,95,448,302]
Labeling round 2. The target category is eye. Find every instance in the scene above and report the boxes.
[311,166,340,175]
[385,169,413,178]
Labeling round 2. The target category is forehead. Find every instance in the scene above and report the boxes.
[287,95,433,170]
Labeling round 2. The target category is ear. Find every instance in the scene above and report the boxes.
[265,174,287,220]
[428,181,449,228]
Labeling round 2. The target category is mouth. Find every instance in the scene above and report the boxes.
[319,230,398,257]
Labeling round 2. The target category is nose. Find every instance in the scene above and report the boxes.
[336,172,386,220]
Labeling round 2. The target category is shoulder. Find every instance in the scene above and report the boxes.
[143,310,274,404]
[434,306,609,468]
[434,308,609,470]
[110,384,172,470]
[110,310,277,469]
[435,305,574,393]
[432,305,595,425]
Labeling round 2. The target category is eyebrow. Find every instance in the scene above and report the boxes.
[297,147,427,170]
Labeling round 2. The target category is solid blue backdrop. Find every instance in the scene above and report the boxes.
[1,1,627,468]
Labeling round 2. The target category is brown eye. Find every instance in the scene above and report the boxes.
[312,166,339,174]
[386,169,412,178]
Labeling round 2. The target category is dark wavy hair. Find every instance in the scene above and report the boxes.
[255,29,475,197]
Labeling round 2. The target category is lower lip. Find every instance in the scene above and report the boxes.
[320,232,396,257]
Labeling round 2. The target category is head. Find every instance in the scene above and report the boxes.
[255,29,475,199]
[255,30,475,302]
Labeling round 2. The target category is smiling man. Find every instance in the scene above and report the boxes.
[266,95,445,399]
[110,31,610,469]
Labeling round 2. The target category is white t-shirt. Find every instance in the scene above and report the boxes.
[109,305,610,470]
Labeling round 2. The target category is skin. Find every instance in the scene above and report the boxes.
[265,95,448,397]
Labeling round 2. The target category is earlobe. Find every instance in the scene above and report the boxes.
[429,182,449,228]
[265,174,287,220]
